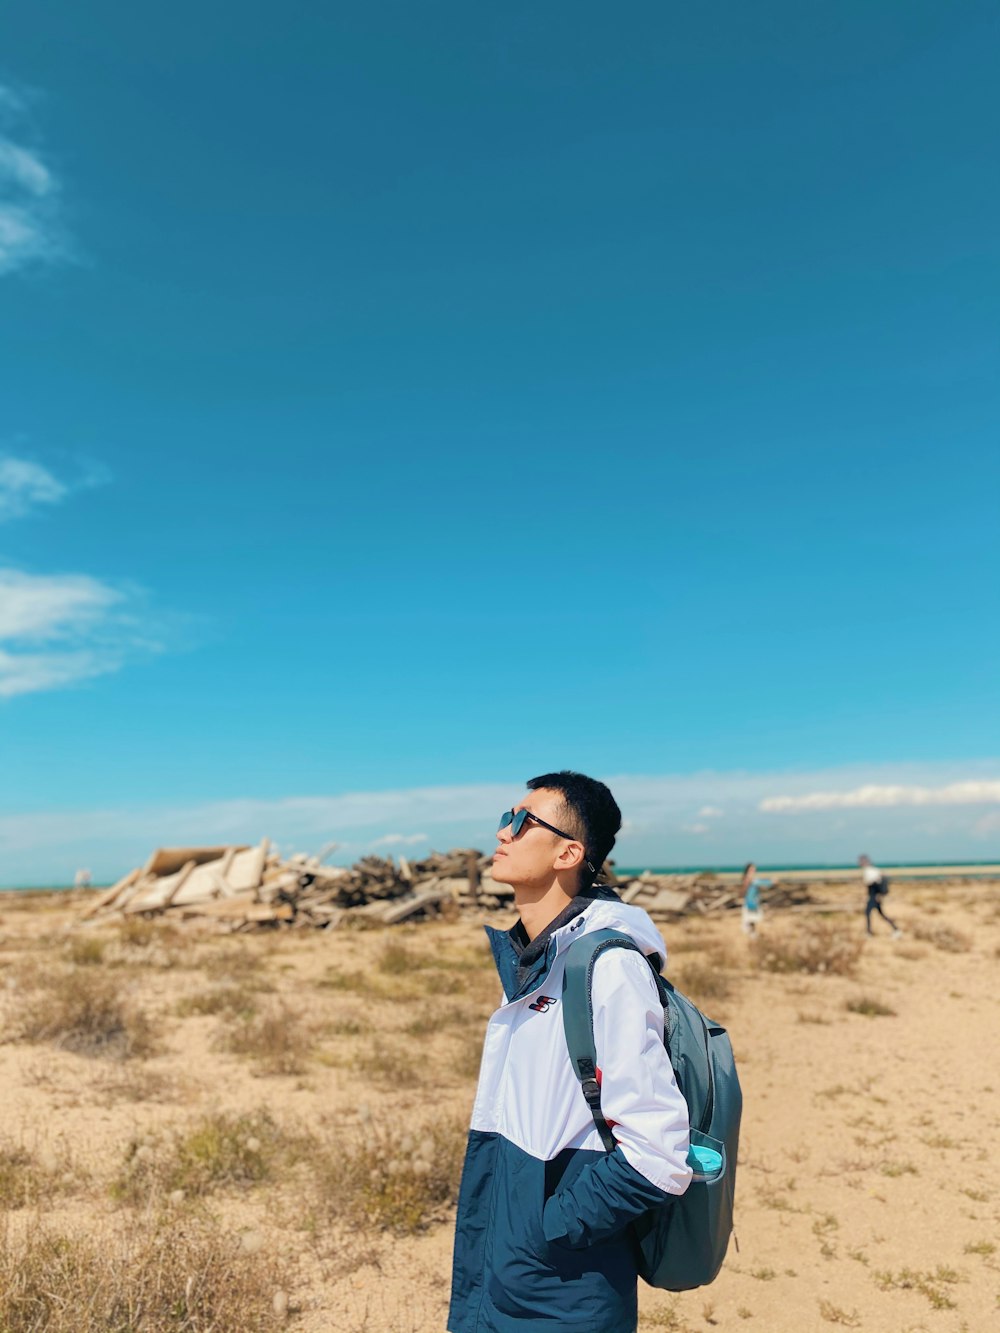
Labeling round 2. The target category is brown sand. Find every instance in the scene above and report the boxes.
[1,880,998,1332]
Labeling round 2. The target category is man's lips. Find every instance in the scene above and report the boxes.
[493,849,507,858]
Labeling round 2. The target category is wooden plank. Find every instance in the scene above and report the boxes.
[124,870,191,913]
[146,846,245,877]
[79,868,140,918]
[177,892,257,920]
[379,886,450,924]
[160,860,198,907]
[645,887,691,913]
[226,838,270,894]
[171,859,231,906]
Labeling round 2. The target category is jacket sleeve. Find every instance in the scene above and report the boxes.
[542,947,692,1250]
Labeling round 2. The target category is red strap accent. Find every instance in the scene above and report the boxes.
[595,1067,618,1131]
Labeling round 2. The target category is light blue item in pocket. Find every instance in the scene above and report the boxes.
[687,1144,723,1178]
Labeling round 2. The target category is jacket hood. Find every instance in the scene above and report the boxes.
[485,892,669,1003]
[551,897,668,969]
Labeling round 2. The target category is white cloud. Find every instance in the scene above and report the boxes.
[0,568,121,642]
[0,456,67,520]
[760,781,1000,813]
[5,762,1000,886]
[370,832,429,848]
[0,567,156,697]
[697,805,724,818]
[0,139,53,196]
[0,87,67,275]
[0,646,120,696]
[0,450,111,523]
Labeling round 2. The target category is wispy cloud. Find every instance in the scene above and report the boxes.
[0,450,110,522]
[0,84,67,275]
[370,832,429,848]
[0,456,67,520]
[5,763,1000,886]
[0,567,157,698]
[0,568,121,641]
[760,781,1000,813]
[697,805,724,818]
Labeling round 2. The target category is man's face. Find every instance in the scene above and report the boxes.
[491,788,582,889]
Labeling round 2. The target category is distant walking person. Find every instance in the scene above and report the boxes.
[859,855,901,938]
[740,863,767,936]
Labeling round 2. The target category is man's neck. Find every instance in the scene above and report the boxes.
[515,878,578,942]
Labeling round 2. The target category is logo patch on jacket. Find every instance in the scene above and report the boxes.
[528,994,558,1013]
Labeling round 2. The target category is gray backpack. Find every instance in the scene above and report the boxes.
[561,928,742,1291]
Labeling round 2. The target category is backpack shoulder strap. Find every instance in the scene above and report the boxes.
[561,927,648,1153]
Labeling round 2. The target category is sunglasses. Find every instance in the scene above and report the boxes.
[497,809,597,874]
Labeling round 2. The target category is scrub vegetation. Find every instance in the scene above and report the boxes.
[1,877,997,1329]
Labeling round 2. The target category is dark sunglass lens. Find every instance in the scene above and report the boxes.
[498,810,514,831]
[511,809,529,836]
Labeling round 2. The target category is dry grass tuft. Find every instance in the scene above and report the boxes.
[642,1299,693,1330]
[215,1002,314,1075]
[376,938,434,974]
[818,1299,861,1326]
[909,922,973,953]
[13,969,158,1060]
[0,1213,286,1332]
[750,920,863,976]
[845,995,897,1018]
[110,917,188,969]
[311,1113,466,1235]
[670,959,735,1007]
[117,917,182,950]
[353,1039,424,1089]
[894,943,929,961]
[963,1238,995,1256]
[90,1064,179,1106]
[0,1140,81,1209]
[176,984,260,1019]
[873,1264,962,1309]
[111,1109,295,1204]
[65,935,106,966]
[201,946,272,982]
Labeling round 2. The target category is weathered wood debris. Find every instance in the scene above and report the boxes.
[79,841,509,931]
[619,872,812,917]
[79,843,813,932]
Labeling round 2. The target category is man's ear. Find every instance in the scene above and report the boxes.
[554,840,586,874]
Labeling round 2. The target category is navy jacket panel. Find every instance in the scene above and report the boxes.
[449,1132,639,1333]
[542,1144,676,1249]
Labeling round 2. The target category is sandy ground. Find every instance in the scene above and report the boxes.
[1,879,998,1332]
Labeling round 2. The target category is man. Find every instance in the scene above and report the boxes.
[859,853,902,938]
[448,771,692,1333]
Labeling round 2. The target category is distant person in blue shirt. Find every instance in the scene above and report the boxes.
[740,863,769,936]
[859,855,902,938]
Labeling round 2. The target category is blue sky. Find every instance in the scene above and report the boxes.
[2,2,998,883]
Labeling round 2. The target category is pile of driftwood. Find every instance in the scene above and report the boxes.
[80,841,511,932]
[620,872,812,918]
[80,844,813,933]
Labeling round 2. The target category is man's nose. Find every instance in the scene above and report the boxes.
[497,824,512,845]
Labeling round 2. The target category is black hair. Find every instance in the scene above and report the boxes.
[526,770,622,885]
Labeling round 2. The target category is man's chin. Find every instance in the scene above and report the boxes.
[490,859,515,886]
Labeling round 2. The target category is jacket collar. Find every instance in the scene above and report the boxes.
[485,883,623,1003]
